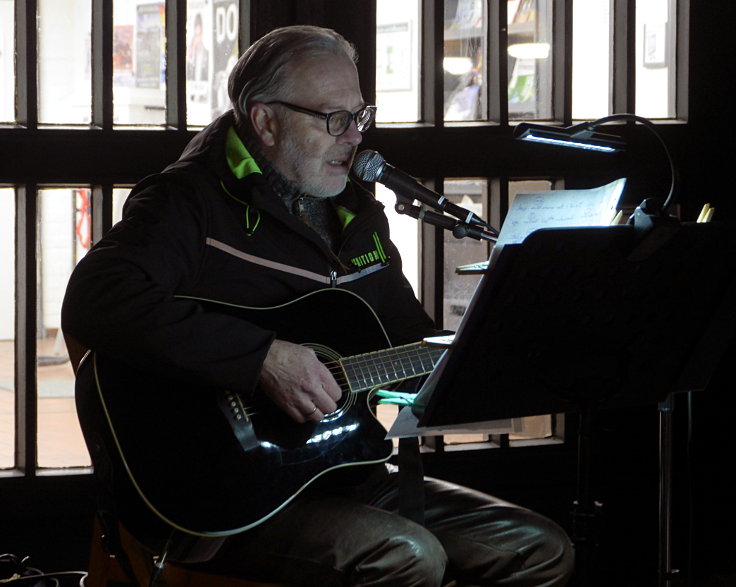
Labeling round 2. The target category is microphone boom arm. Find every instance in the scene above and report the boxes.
[394,197,497,243]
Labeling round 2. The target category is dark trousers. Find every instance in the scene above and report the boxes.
[198,465,575,586]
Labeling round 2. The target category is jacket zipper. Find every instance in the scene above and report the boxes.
[330,269,338,287]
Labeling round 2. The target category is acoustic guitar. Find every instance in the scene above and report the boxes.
[75,288,444,538]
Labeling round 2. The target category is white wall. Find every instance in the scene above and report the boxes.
[0,0,14,123]
[0,190,14,340]
[40,190,77,333]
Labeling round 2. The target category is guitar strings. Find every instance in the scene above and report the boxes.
[339,343,443,368]
[243,344,444,416]
[340,349,443,375]
[325,344,444,392]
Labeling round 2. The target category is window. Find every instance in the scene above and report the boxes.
[372,0,687,447]
[375,0,421,122]
[113,0,168,126]
[507,0,553,120]
[572,0,611,119]
[36,188,92,467]
[444,0,486,121]
[635,0,676,118]
[0,0,15,123]
[0,188,14,469]
[1,0,242,475]
[37,0,93,124]
[1,0,689,476]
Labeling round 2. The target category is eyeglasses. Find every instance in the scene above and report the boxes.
[266,101,377,137]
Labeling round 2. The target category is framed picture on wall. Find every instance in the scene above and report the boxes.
[643,22,667,68]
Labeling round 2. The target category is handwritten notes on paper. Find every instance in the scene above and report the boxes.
[483,178,626,269]
[499,178,626,246]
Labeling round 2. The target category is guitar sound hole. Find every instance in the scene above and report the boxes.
[322,387,354,422]
[309,343,353,422]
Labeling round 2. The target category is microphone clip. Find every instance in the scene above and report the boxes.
[394,197,497,242]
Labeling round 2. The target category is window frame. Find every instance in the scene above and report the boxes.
[0,0,691,479]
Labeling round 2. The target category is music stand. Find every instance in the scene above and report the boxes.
[412,221,736,585]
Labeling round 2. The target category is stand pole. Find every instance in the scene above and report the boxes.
[572,409,601,585]
[658,394,679,586]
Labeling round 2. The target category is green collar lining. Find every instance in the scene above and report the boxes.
[335,205,356,229]
[226,127,262,179]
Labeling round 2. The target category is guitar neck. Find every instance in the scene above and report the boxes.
[338,342,445,392]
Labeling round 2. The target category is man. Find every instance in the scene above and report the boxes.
[63,25,574,586]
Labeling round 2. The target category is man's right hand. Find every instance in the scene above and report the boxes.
[259,339,343,423]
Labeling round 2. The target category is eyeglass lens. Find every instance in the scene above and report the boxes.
[327,107,375,136]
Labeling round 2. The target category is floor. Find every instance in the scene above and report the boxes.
[0,335,91,470]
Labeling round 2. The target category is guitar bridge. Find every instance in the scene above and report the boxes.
[217,390,260,452]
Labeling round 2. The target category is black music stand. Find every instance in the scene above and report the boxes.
[412,221,736,586]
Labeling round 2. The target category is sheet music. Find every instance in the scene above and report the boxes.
[499,177,626,245]
[487,177,626,268]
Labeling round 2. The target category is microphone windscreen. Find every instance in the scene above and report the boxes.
[352,150,385,182]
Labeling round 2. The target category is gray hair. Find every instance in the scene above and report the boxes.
[228,25,358,127]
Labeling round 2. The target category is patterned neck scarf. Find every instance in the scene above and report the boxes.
[239,128,342,251]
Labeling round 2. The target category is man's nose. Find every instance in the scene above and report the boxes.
[339,120,364,146]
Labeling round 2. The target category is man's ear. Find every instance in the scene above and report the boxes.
[249,102,279,147]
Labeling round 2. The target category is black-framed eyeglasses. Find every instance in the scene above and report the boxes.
[266,101,377,137]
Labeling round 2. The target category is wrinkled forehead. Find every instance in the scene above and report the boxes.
[282,54,363,107]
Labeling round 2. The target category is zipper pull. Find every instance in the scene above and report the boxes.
[330,269,338,287]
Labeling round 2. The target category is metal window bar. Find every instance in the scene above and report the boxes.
[91,185,114,245]
[92,0,114,129]
[421,0,444,127]
[16,0,38,129]
[673,0,689,120]
[552,0,573,124]
[14,0,38,474]
[166,0,187,130]
[612,0,636,115]
[15,183,38,475]
[487,0,508,124]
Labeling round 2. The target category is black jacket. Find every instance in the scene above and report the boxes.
[61,110,436,396]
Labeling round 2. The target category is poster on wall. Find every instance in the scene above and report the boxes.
[186,0,238,125]
[376,22,412,92]
[643,22,667,68]
[113,25,134,88]
[212,0,238,119]
[187,0,211,108]
[136,3,164,89]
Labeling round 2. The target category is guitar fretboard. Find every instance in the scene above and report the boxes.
[338,342,445,392]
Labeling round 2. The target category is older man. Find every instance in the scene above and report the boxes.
[63,25,574,586]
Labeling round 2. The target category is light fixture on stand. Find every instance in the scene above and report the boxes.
[514,113,678,220]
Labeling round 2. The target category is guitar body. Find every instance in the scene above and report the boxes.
[76,289,399,538]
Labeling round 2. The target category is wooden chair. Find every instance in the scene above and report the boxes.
[85,509,289,587]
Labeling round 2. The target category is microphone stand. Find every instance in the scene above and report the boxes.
[394,197,497,242]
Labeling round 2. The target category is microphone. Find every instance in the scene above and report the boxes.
[352,150,490,229]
